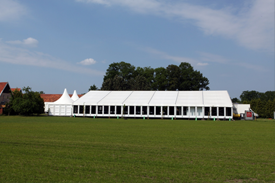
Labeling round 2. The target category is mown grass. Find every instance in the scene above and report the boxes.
[0,116,274,182]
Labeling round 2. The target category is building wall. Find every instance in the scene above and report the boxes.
[0,93,11,105]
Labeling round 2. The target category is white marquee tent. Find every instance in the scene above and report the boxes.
[48,89,74,116]
[71,90,233,119]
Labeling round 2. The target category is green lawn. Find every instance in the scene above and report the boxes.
[0,116,274,182]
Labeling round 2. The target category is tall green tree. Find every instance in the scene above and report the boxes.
[153,67,167,90]
[166,64,180,90]
[103,61,136,82]
[178,62,210,90]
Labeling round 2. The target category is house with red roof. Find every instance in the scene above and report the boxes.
[0,82,12,114]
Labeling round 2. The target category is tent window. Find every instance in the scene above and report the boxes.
[98,106,102,114]
[197,107,202,116]
[110,106,115,114]
[123,106,128,114]
[190,107,195,116]
[116,106,121,115]
[104,106,109,114]
[212,107,217,116]
[79,106,84,114]
[130,106,134,115]
[226,107,232,116]
[142,106,147,115]
[169,106,174,115]
[73,105,78,114]
[219,107,224,116]
[85,106,90,114]
[91,106,96,114]
[163,106,168,115]
[204,107,210,116]
[176,106,181,115]
[136,106,141,115]
[156,106,161,115]
[183,107,188,115]
[149,106,154,115]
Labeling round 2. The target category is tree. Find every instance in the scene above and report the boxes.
[101,61,210,91]
[101,78,113,90]
[89,84,98,91]
[231,98,241,103]
[103,61,136,82]
[166,64,180,90]
[240,90,261,102]
[129,75,151,90]
[178,62,210,90]
[264,100,274,118]
[152,67,167,90]
[261,91,275,101]
[5,87,44,116]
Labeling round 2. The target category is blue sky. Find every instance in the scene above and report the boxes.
[0,0,274,98]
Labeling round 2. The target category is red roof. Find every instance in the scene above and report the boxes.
[40,94,83,102]
[0,82,8,94]
[11,88,21,92]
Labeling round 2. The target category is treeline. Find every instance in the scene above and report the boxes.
[4,87,44,116]
[233,90,275,118]
[100,61,210,91]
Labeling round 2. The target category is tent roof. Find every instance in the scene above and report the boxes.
[98,91,133,105]
[71,90,79,101]
[176,91,203,106]
[73,91,110,105]
[124,91,155,105]
[73,90,232,107]
[149,91,178,106]
[53,88,74,104]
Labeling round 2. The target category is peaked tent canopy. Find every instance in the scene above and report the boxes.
[71,90,79,101]
[53,88,74,104]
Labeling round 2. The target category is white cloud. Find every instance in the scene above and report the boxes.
[78,58,97,65]
[77,0,274,52]
[0,41,104,76]
[6,37,39,47]
[0,0,27,22]
[197,63,208,66]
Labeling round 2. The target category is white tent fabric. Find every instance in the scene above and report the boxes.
[124,91,155,105]
[48,88,73,116]
[73,90,232,107]
[50,90,233,118]
[73,91,110,105]
[54,88,74,104]
[71,90,79,101]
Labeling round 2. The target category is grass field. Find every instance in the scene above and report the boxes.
[0,116,274,182]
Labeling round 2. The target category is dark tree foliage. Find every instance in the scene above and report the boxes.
[240,90,262,102]
[178,62,210,90]
[152,67,167,90]
[5,87,44,116]
[240,90,275,118]
[101,61,210,91]
[103,61,136,82]
[231,97,241,103]
[89,84,98,91]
